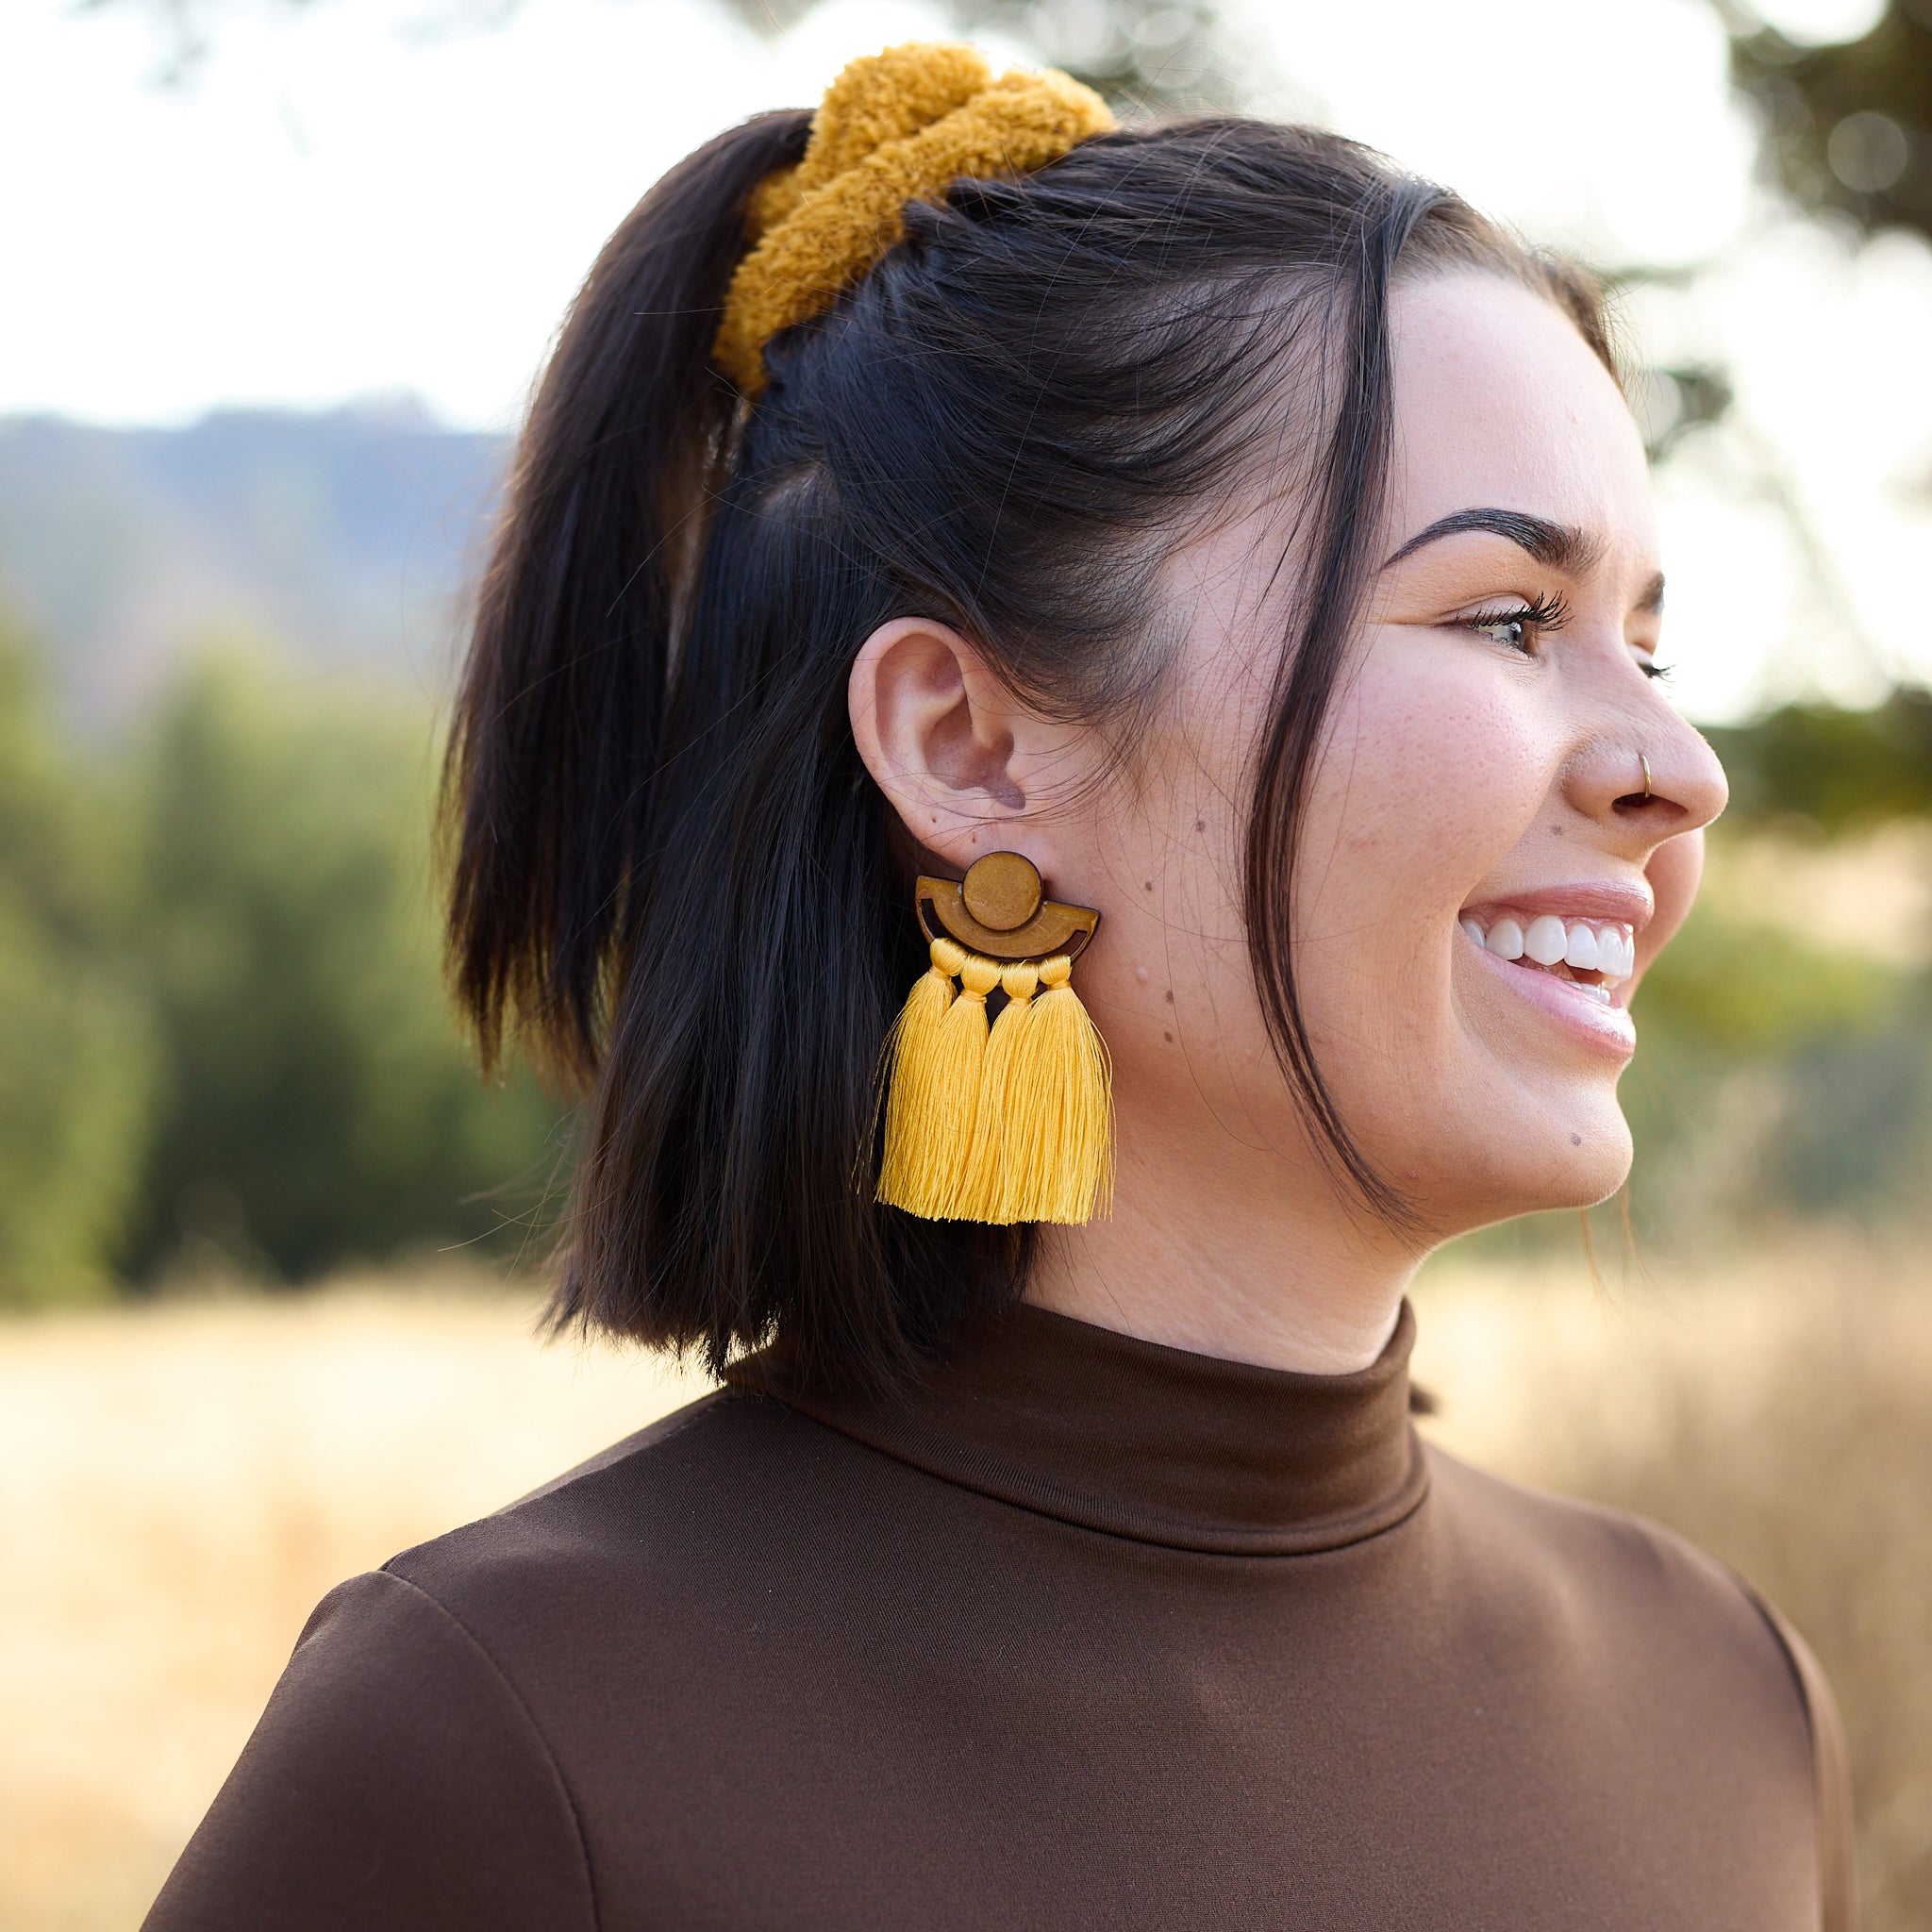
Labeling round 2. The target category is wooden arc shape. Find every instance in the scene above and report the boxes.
[916,861,1100,963]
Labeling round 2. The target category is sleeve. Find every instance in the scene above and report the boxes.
[141,1568,595,1932]
[1740,1583,1858,1932]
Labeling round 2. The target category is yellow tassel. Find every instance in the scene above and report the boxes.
[875,936,965,1214]
[956,959,1039,1223]
[916,951,999,1216]
[876,942,999,1218]
[1003,953,1113,1224]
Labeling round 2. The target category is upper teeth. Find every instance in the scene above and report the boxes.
[1458,913,1635,983]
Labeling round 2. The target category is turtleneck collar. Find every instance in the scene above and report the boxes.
[739,1298,1428,1557]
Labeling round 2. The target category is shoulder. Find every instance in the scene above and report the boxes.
[1420,1444,1856,1926]
[147,1388,835,1929]
[1421,1442,1849,1806]
[1421,1440,1801,1678]
[366,1381,905,1715]
[384,1382,846,1618]
[144,1567,595,1930]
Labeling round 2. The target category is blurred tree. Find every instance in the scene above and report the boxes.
[1705,683,1932,831]
[1608,899,1915,1240]
[1636,893,1903,1056]
[123,648,564,1281]
[1721,0,1932,243]
[0,616,158,1306]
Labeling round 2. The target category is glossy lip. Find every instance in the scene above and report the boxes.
[1459,879,1654,933]
[1463,930,1638,1060]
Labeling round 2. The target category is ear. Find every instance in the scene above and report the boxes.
[848,618,1065,874]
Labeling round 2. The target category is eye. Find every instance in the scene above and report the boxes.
[1457,591,1568,656]
[1471,612,1533,650]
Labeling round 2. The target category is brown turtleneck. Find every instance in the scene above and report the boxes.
[142,1301,1853,1930]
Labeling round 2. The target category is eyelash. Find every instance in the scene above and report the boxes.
[1457,591,1569,654]
[1457,593,1671,679]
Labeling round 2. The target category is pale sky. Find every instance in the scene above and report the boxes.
[3,0,1928,719]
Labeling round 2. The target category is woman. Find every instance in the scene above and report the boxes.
[145,43,1854,1930]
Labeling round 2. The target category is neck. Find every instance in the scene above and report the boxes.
[1025,1105,1421,1375]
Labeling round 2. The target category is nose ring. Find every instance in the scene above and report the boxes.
[1639,752,1653,803]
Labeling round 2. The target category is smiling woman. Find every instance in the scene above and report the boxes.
[143,42,1850,1932]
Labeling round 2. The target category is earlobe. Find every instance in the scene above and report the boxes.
[848,617,1030,864]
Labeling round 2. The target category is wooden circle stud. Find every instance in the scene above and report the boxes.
[960,851,1043,933]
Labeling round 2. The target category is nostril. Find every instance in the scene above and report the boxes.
[1613,785,1684,820]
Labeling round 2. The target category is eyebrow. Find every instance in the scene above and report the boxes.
[1381,507,1607,575]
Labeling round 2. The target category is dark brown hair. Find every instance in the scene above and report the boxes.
[443,108,1613,1388]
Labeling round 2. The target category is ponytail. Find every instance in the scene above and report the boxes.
[444,109,811,1084]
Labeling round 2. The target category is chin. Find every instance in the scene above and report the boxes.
[1511,1110,1634,1217]
[1407,1100,1634,1233]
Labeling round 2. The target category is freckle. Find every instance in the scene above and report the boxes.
[1164,1031,1174,1042]
[1551,825,1566,839]
[1570,1133,1583,1146]
[1143,880,1153,891]
[1164,990,1174,1003]
[1195,819,1206,833]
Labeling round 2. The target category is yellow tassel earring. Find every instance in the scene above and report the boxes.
[875,852,1112,1224]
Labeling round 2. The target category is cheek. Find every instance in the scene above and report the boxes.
[1297,642,1546,938]
[1092,638,1550,1143]
[1290,645,1587,1195]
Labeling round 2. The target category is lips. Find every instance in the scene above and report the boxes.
[1457,893,1643,1057]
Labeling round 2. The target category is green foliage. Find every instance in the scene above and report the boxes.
[0,621,158,1305]
[1618,893,1927,1226]
[1705,686,1932,834]
[0,610,567,1306]
[122,648,563,1281]
[1634,890,1901,1054]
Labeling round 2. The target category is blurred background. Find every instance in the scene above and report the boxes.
[1,0,1928,1924]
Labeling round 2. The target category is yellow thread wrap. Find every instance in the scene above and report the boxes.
[713,42,1114,394]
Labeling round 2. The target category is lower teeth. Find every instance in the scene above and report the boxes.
[1511,957,1615,1005]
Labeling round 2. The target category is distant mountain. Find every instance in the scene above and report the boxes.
[0,402,508,729]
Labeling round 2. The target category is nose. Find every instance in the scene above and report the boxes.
[1564,702,1728,841]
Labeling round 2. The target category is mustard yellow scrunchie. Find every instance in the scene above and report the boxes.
[711,43,1115,395]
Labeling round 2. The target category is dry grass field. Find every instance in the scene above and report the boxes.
[3,1241,1926,1930]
